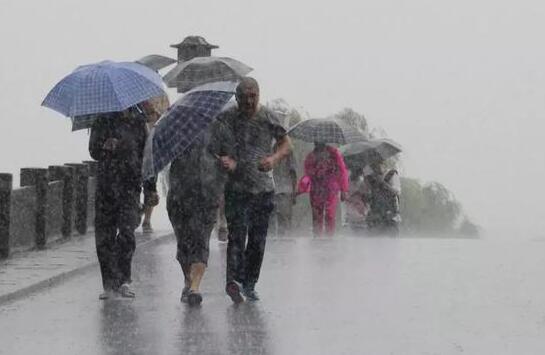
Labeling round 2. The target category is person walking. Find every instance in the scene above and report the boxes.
[167,117,236,306]
[363,156,401,236]
[303,142,349,236]
[221,77,292,302]
[89,106,158,300]
[139,96,169,234]
[270,147,297,237]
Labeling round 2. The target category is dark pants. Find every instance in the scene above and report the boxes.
[225,190,274,287]
[167,195,218,267]
[95,186,140,291]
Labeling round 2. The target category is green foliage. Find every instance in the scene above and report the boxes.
[400,178,478,236]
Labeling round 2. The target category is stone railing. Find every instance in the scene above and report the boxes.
[0,161,97,258]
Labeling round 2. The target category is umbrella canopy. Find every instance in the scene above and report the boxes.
[142,81,237,179]
[340,138,402,169]
[340,138,402,159]
[136,54,177,71]
[70,95,169,131]
[287,118,367,145]
[163,56,252,92]
[42,60,166,117]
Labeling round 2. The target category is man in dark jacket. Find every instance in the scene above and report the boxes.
[89,107,158,300]
[167,118,236,306]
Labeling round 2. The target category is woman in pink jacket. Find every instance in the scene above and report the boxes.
[302,142,349,236]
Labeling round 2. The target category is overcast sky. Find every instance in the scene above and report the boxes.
[1,0,544,237]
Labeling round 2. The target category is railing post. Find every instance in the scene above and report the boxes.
[48,165,74,238]
[20,168,49,249]
[65,163,89,235]
[82,160,98,177]
[0,174,12,258]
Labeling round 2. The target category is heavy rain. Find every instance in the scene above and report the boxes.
[1,1,545,354]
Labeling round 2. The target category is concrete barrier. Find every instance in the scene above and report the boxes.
[0,161,98,258]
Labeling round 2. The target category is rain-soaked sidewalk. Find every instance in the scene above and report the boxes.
[2,234,545,354]
[0,229,172,304]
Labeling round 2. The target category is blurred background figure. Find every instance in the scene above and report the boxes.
[140,95,170,234]
[302,142,349,237]
[344,166,368,232]
[363,152,401,236]
[270,142,297,237]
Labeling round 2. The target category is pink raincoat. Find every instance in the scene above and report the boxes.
[301,146,349,236]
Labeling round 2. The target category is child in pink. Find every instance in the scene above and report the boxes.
[301,143,349,236]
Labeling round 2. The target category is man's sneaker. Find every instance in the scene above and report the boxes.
[242,286,260,301]
[180,286,190,303]
[187,290,203,306]
[142,222,153,234]
[98,289,116,300]
[119,283,136,298]
[225,281,245,304]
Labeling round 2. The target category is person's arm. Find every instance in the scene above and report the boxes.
[89,116,114,161]
[260,135,292,171]
[332,148,349,201]
[212,119,238,172]
[288,154,298,203]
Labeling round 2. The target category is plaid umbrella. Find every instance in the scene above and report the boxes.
[42,61,166,118]
[163,56,252,93]
[142,81,237,178]
[287,118,366,145]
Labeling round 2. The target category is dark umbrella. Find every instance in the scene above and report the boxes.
[142,81,237,178]
[163,56,252,93]
[340,138,402,169]
[136,55,177,71]
[287,118,366,145]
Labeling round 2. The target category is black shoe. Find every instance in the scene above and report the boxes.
[242,286,260,301]
[187,290,203,306]
[225,281,245,304]
[180,286,190,303]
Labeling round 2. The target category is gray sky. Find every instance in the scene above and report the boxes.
[1,0,544,237]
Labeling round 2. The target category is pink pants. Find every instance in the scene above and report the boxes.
[310,194,339,236]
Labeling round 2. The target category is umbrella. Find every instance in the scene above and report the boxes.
[287,118,367,145]
[142,81,237,179]
[163,56,252,93]
[340,138,402,159]
[340,138,402,169]
[42,60,166,118]
[136,55,177,71]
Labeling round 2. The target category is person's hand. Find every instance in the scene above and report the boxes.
[340,191,348,202]
[220,156,237,172]
[146,192,160,207]
[258,155,276,172]
[103,138,119,151]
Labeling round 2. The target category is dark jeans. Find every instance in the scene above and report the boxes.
[224,190,274,287]
[95,187,140,291]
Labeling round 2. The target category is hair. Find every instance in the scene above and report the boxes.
[236,77,259,97]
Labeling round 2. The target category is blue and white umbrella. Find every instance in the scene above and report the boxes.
[142,81,237,179]
[42,60,166,118]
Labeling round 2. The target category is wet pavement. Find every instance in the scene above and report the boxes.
[2,235,545,354]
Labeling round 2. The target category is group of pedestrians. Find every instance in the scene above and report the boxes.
[89,76,401,305]
[90,77,292,305]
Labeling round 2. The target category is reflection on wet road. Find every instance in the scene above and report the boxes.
[2,235,545,354]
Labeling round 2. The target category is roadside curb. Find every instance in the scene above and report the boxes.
[0,231,174,306]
